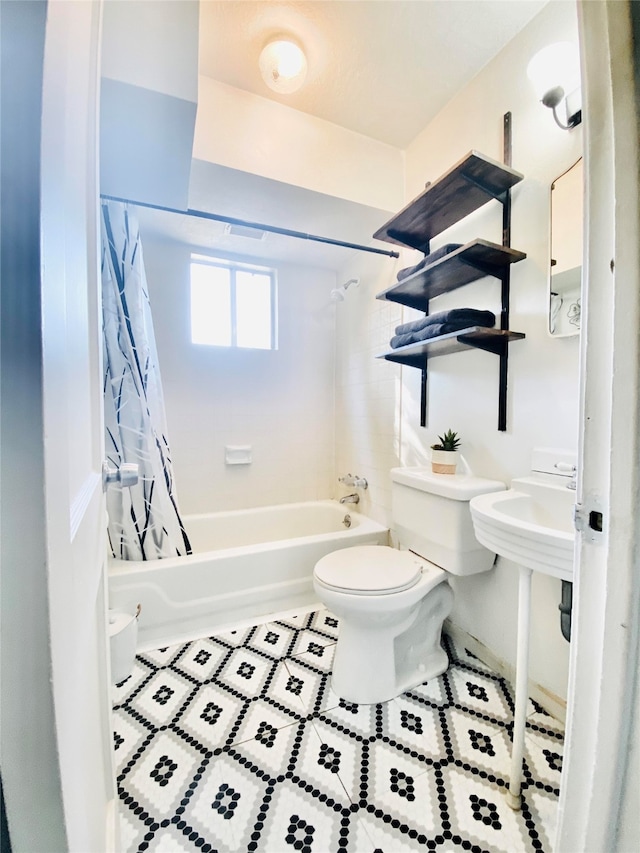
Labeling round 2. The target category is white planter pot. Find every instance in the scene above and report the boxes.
[431,449,459,475]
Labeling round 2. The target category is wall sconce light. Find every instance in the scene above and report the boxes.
[527,42,582,130]
[330,278,359,302]
[259,38,307,94]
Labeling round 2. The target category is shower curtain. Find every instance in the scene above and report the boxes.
[101,200,191,560]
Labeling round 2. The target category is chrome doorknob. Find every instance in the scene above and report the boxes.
[102,461,139,490]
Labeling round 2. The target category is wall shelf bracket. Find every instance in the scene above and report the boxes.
[373,112,524,432]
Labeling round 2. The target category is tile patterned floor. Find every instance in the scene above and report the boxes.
[112,609,564,853]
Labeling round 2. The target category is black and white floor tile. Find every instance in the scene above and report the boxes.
[113,608,564,853]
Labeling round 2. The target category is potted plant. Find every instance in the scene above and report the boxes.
[431,429,461,474]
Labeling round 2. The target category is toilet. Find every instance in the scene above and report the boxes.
[313,467,505,704]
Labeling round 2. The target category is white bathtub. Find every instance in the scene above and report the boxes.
[108,500,388,648]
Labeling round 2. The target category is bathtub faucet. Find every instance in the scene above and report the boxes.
[338,474,368,489]
[339,493,360,505]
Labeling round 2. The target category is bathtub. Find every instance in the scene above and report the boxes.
[108,500,388,649]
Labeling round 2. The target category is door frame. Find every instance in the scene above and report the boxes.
[556,2,640,851]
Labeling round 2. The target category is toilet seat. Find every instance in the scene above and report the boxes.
[313,544,454,703]
[314,545,438,596]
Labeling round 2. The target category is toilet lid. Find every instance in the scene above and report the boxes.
[314,545,423,594]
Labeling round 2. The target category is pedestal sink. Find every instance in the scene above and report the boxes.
[470,474,577,809]
[470,476,575,581]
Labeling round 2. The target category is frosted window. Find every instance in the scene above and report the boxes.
[190,263,231,346]
[190,258,276,350]
[236,271,272,349]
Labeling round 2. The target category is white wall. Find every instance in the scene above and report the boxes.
[194,76,404,212]
[335,0,582,708]
[141,235,337,514]
[101,0,198,102]
[334,250,405,524]
[100,0,198,209]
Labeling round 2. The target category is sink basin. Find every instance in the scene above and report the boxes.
[470,476,575,580]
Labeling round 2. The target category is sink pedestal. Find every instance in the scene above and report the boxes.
[506,564,533,810]
[469,467,576,810]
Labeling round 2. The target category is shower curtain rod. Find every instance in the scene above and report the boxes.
[100,194,400,259]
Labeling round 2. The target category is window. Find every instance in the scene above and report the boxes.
[190,255,277,350]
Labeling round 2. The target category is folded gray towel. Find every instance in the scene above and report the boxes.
[390,312,496,349]
[394,308,495,337]
[391,324,448,348]
[396,243,462,281]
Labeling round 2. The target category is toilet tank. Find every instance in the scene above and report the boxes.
[391,468,505,575]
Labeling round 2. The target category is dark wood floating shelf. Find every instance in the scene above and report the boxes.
[376,327,526,368]
[376,239,526,312]
[373,151,524,252]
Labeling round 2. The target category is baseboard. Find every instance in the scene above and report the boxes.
[105,799,118,853]
[444,619,567,724]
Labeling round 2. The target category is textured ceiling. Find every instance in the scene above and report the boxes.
[139,0,551,269]
[198,0,548,148]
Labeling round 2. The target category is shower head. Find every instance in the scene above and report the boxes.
[330,277,359,302]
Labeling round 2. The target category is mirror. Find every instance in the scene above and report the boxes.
[549,157,583,337]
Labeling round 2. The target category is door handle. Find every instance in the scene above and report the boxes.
[102,461,139,491]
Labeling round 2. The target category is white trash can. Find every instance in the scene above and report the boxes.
[108,606,140,685]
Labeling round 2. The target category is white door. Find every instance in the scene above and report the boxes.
[40,1,115,850]
[556,2,640,852]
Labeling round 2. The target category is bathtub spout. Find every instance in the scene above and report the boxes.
[339,493,360,505]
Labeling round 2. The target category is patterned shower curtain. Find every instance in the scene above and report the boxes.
[101,201,192,560]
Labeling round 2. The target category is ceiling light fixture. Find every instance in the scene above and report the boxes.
[259,38,307,94]
[527,42,582,130]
